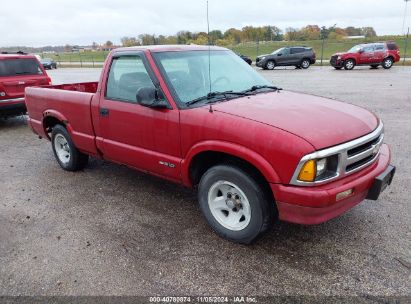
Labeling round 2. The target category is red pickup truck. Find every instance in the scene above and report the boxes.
[25,45,395,244]
[0,52,51,117]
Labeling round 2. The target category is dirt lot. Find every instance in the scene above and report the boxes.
[0,66,410,297]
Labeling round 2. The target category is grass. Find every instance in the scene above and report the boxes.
[44,36,410,65]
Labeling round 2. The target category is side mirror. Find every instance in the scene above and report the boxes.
[277,53,282,56]
[136,87,170,109]
[358,49,364,54]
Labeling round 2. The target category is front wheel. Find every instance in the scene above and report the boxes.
[344,59,355,70]
[198,165,274,244]
[265,60,275,70]
[301,59,311,69]
[382,57,393,69]
[51,125,88,171]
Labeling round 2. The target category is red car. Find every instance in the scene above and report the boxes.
[330,42,400,70]
[25,45,395,244]
[0,52,51,117]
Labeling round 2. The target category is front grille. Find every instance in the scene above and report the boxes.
[330,55,338,65]
[256,57,261,63]
[345,134,383,173]
[291,122,384,186]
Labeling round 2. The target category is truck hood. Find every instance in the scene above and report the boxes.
[211,91,378,150]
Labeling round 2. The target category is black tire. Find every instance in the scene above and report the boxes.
[344,59,355,70]
[370,64,379,69]
[382,57,394,69]
[300,58,311,69]
[51,124,88,171]
[265,60,275,70]
[198,164,275,244]
[334,67,342,70]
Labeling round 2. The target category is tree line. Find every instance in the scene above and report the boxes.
[119,25,377,47]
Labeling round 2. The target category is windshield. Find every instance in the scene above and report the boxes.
[347,45,362,53]
[272,47,285,54]
[153,50,271,106]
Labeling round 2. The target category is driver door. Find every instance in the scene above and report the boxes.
[276,48,290,65]
[98,52,182,181]
[359,45,374,64]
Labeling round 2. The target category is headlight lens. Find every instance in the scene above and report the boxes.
[337,56,341,60]
[261,56,266,60]
[297,156,338,182]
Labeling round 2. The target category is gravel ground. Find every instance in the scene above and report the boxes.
[0,66,410,297]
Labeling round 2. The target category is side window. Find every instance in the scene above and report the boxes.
[290,48,304,54]
[363,46,374,53]
[106,55,155,102]
[282,48,290,55]
[375,44,385,51]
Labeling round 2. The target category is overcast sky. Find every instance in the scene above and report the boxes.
[1,0,410,47]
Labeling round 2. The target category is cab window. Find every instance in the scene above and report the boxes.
[106,55,155,102]
[363,46,374,53]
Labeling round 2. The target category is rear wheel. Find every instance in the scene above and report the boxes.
[265,60,275,70]
[344,59,355,70]
[51,125,88,171]
[382,57,393,69]
[198,164,275,244]
[301,59,311,69]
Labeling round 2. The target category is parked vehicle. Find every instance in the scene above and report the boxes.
[40,58,57,69]
[256,46,316,70]
[25,45,395,244]
[236,53,252,65]
[330,42,400,70]
[0,52,51,117]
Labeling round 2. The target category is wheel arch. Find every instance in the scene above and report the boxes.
[42,110,72,140]
[182,141,282,188]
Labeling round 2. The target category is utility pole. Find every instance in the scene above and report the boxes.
[403,0,410,35]
[403,27,409,66]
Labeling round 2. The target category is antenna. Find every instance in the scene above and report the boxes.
[207,0,211,93]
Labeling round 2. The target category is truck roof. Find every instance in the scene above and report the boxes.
[0,53,38,60]
[113,45,228,53]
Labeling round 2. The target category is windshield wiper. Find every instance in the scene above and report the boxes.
[186,90,249,107]
[243,85,282,93]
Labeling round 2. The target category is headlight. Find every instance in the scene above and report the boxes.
[337,56,341,60]
[261,56,266,60]
[297,155,338,182]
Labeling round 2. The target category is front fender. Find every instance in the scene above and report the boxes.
[181,140,282,187]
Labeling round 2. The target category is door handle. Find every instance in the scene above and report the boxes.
[100,108,109,117]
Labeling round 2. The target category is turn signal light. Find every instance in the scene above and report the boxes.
[298,160,316,182]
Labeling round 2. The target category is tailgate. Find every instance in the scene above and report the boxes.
[0,76,50,100]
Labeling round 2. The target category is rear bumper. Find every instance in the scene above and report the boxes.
[271,144,392,225]
[0,98,26,116]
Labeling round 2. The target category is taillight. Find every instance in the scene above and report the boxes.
[47,77,52,85]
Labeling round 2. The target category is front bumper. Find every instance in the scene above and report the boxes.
[0,98,26,116]
[330,59,344,68]
[256,59,265,67]
[271,144,393,225]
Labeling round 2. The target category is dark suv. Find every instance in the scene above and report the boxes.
[256,47,316,70]
[0,52,51,117]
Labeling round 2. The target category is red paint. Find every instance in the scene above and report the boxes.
[25,45,392,225]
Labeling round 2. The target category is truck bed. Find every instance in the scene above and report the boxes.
[25,82,99,155]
